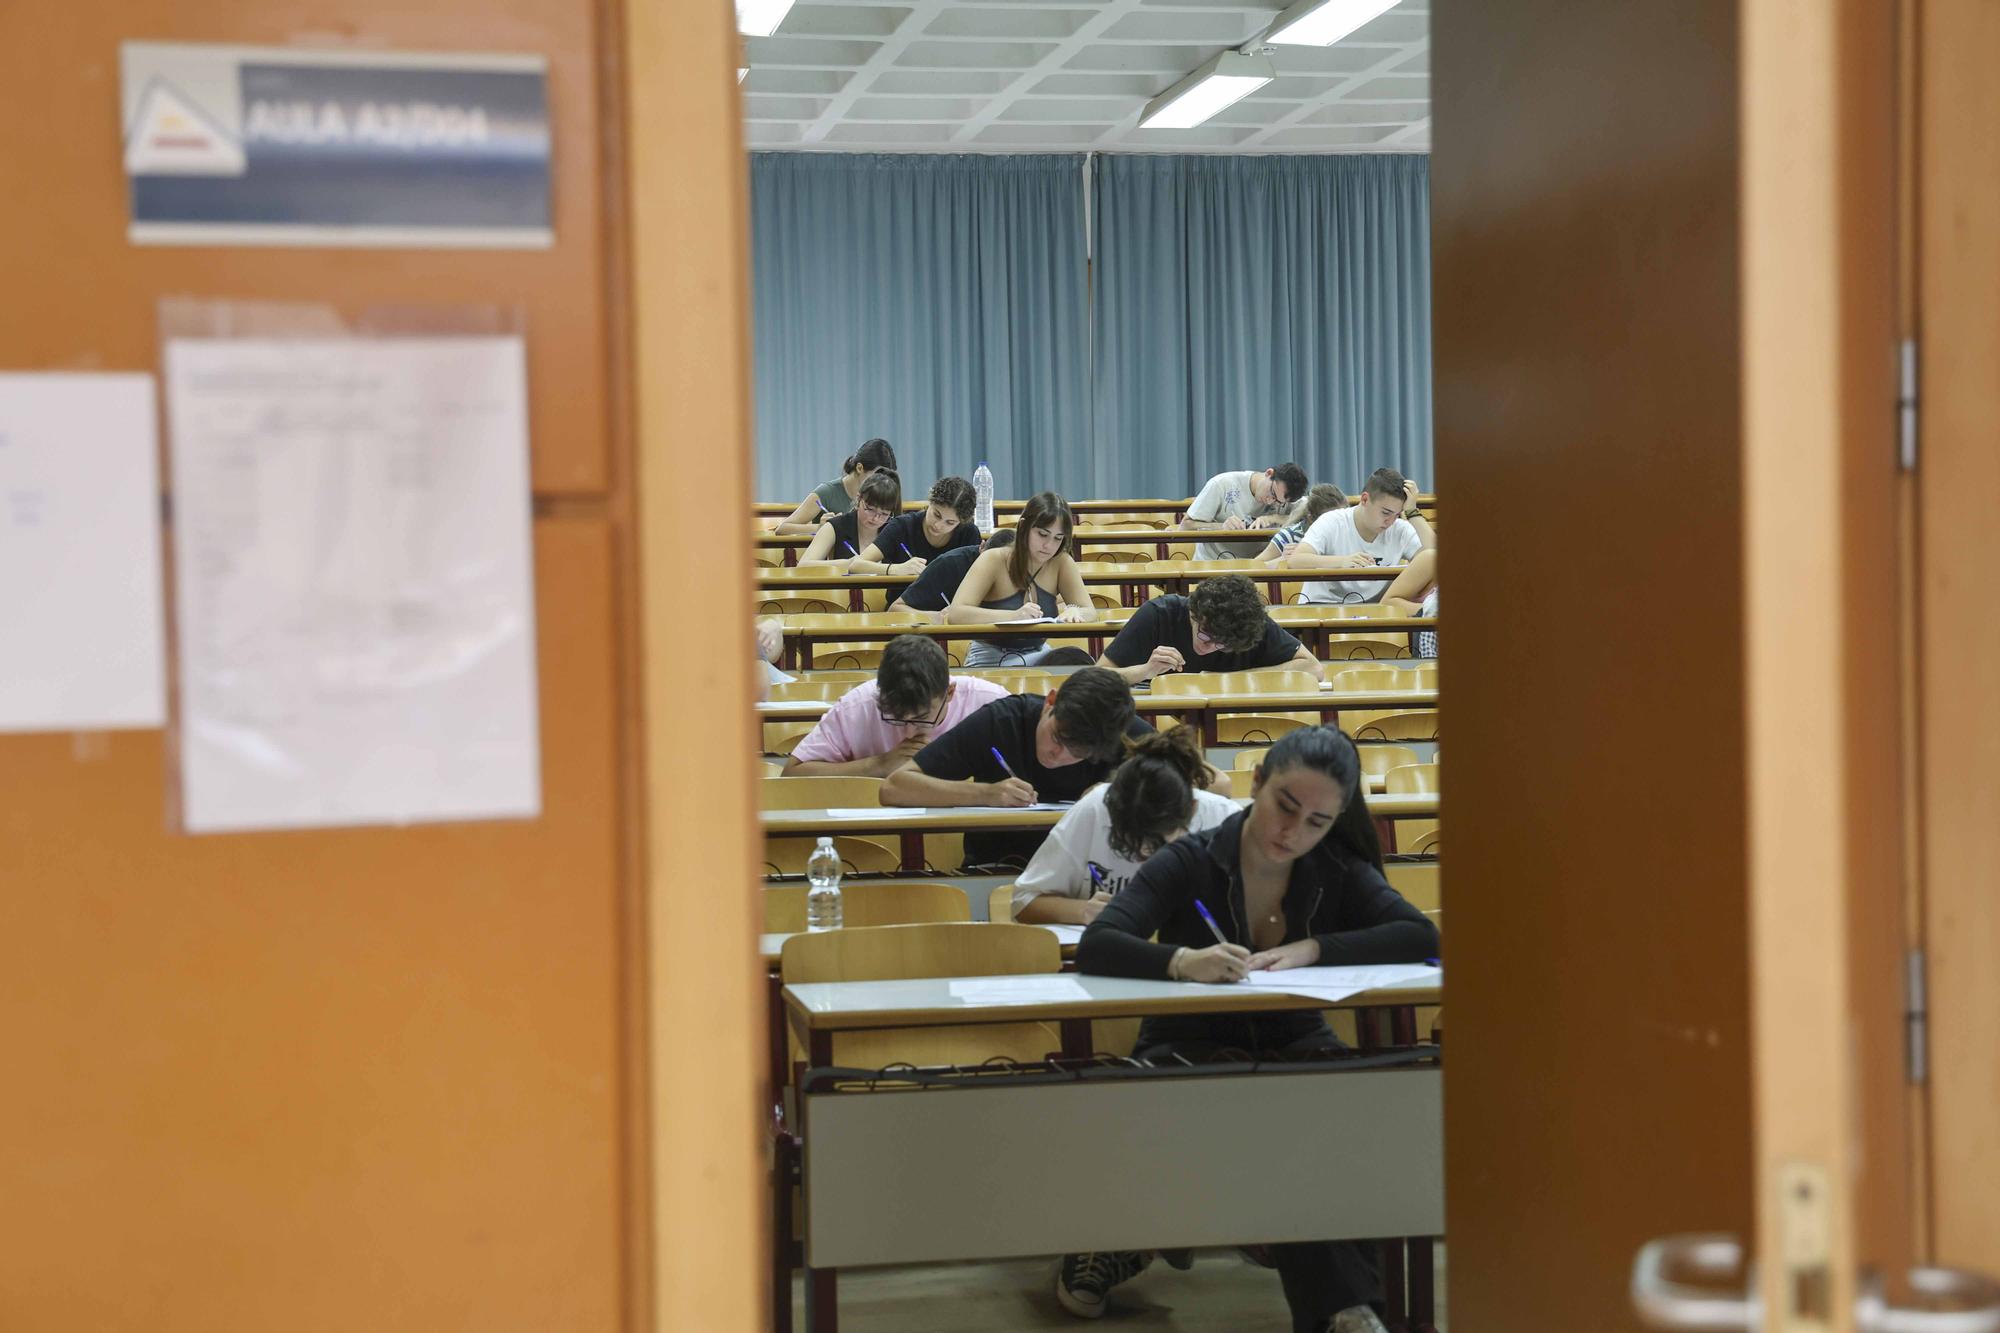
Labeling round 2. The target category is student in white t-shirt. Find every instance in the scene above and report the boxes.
[1284,467,1438,606]
[1180,462,1309,560]
[1011,727,1237,925]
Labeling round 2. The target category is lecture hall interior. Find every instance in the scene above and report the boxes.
[3,2,1999,1331]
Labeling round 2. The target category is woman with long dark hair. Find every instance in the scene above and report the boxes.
[1065,726,1435,1333]
[773,437,898,535]
[945,490,1096,666]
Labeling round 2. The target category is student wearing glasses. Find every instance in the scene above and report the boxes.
[798,470,919,573]
[1180,462,1310,560]
[847,476,979,575]
[1097,573,1323,684]
[781,635,1008,779]
[774,437,898,535]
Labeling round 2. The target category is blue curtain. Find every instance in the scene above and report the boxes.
[1090,153,1433,499]
[748,152,1091,502]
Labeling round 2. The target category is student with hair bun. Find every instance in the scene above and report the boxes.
[1010,726,1236,925]
[774,437,899,535]
[1064,726,1437,1331]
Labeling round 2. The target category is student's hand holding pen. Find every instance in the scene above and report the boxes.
[1172,943,1251,983]
[1078,891,1115,924]
[986,776,1037,807]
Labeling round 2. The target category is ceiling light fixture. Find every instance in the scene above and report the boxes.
[1138,50,1275,130]
[735,0,795,38]
[1265,0,1401,46]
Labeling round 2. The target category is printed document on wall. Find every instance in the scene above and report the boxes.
[0,373,167,732]
[164,336,540,833]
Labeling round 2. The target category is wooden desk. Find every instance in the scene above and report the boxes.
[757,559,1402,612]
[759,684,1440,744]
[752,495,1437,519]
[763,795,1439,870]
[770,607,1436,670]
[777,970,1443,1333]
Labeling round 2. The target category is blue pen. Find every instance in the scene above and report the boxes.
[988,746,1016,778]
[1193,899,1230,947]
[1088,864,1105,896]
[842,539,859,558]
[900,542,914,560]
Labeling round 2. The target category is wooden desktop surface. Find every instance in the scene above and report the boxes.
[763,792,1438,838]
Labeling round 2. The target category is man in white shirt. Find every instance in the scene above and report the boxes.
[1284,467,1438,606]
[1180,462,1309,560]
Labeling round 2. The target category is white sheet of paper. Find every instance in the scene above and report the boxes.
[952,802,1076,813]
[165,336,541,833]
[0,373,166,732]
[994,616,1053,625]
[1041,924,1087,945]
[818,808,887,818]
[1242,963,1440,1002]
[948,975,1092,1005]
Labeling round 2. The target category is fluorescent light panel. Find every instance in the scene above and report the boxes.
[736,0,795,38]
[1139,51,1274,130]
[1267,0,1402,46]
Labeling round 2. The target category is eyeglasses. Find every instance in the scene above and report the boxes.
[858,503,895,523]
[878,700,948,729]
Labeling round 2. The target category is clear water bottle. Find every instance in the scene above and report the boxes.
[972,461,995,535]
[806,837,843,932]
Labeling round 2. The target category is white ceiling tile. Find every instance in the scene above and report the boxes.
[738,0,1431,154]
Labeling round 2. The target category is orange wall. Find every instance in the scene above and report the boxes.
[0,7,630,1330]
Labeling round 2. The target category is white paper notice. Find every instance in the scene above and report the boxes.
[164,336,541,833]
[1041,924,1087,945]
[0,373,166,732]
[948,975,1092,1006]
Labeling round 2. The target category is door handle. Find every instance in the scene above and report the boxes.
[1858,1266,2000,1333]
[1635,1235,2000,1333]
[1632,1233,1761,1330]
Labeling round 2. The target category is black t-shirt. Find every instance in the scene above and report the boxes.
[894,544,983,611]
[913,693,1154,866]
[1102,594,1304,673]
[819,510,867,559]
[871,511,979,565]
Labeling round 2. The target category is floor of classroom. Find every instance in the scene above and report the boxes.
[791,1247,1448,1329]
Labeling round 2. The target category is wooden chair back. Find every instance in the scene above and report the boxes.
[764,836,900,876]
[1348,710,1440,741]
[761,720,819,756]
[1385,861,1441,913]
[1325,634,1412,661]
[763,882,972,933]
[1150,669,1320,697]
[1330,664,1419,693]
[1358,743,1421,779]
[757,596,845,615]
[767,677,854,703]
[988,884,1016,922]
[759,775,883,810]
[1386,763,1440,795]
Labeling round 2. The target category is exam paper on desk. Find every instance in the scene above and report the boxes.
[1240,963,1440,1003]
[948,976,1092,1005]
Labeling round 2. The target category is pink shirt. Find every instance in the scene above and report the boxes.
[791,676,1011,765]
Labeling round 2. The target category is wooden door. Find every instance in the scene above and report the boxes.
[1913,0,2000,1293]
[1434,2,1918,1328]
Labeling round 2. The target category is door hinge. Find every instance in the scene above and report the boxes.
[1906,946,1928,1085]
[1898,338,1919,473]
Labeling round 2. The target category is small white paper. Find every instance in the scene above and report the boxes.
[948,975,1092,1005]
[952,802,1075,814]
[0,373,166,732]
[818,808,887,819]
[1041,924,1087,944]
[994,616,1054,625]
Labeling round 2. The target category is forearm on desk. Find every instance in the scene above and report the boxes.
[881,768,983,807]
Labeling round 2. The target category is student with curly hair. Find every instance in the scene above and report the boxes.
[1011,726,1236,925]
[1097,573,1322,684]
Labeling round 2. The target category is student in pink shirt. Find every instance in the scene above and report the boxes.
[782,635,1009,779]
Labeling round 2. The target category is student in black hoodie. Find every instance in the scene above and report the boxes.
[1066,726,1436,1333]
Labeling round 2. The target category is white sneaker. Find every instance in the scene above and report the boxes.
[1331,1306,1391,1333]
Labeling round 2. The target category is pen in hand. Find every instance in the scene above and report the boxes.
[1193,899,1231,947]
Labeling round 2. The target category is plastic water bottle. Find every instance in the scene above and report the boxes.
[973,462,995,535]
[806,837,843,932]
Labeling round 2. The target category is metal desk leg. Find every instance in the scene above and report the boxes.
[1060,1017,1092,1059]
[782,637,799,672]
[1381,1238,1409,1330]
[772,1132,796,1333]
[805,1267,838,1332]
[1408,1236,1438,1333]
[847,587,864,613]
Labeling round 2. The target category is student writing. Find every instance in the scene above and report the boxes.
[1067,726,1437,1332]
[1097,573,1323,684]
[1010,726,1235,925]
[782,635,1007,779]
[773,437,897,535]
[946,490,1097,668]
